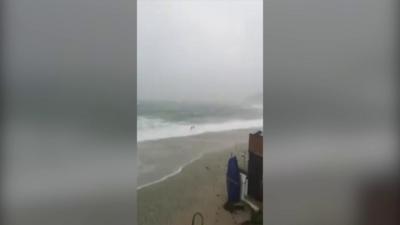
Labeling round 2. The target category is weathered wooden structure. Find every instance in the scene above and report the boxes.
[247,131,263,201]
[359,176,399,225]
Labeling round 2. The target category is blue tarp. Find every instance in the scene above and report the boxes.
[226,156,241,203]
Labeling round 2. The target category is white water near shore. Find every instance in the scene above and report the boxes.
[137,128,259,189]
[137,153,204,190]
[138,117,263,142]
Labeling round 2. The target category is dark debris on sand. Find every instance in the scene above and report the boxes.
[241,210,263,225]
[223,201,245,213]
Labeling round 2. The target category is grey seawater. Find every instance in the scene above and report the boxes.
[137,101,263,188]
[138,100,262,124]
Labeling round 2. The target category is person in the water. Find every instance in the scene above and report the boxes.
[190,125,195,130]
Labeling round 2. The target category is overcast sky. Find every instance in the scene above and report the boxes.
[138,0,263,103]
[3,0,395,119]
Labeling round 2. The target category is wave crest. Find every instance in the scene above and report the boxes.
[138,117,262,142]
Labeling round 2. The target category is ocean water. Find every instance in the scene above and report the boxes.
[137,101,263,189]
[137,101,263,142]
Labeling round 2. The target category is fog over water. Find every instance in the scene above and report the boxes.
[138,0,263,104]
[137,0,263,144]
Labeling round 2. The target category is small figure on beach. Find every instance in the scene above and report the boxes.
[190,125,195,130]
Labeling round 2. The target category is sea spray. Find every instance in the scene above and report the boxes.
[138,117,262,142]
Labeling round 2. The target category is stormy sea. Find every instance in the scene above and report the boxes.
[137,100,263,188]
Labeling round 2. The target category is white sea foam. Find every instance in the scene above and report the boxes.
[137,153,204,190]
[137,117,263,142]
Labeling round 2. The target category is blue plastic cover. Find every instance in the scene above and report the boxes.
[226,156,241,203]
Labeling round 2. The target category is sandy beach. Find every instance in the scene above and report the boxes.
[138,128,261,188]
[138,129,261,225]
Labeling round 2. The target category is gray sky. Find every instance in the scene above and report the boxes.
[138,0,263,103]
[3,0,395,119]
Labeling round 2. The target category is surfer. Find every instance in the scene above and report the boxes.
[190,125,195,130]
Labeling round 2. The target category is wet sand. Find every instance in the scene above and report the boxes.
[138,128,261,188]
[138,145,252,225]
[138,129,261,225]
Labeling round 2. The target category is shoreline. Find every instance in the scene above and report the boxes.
[137,127,262,189]
[138,118,263,143]
[138,143,251,225]
[137,153,204,190]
